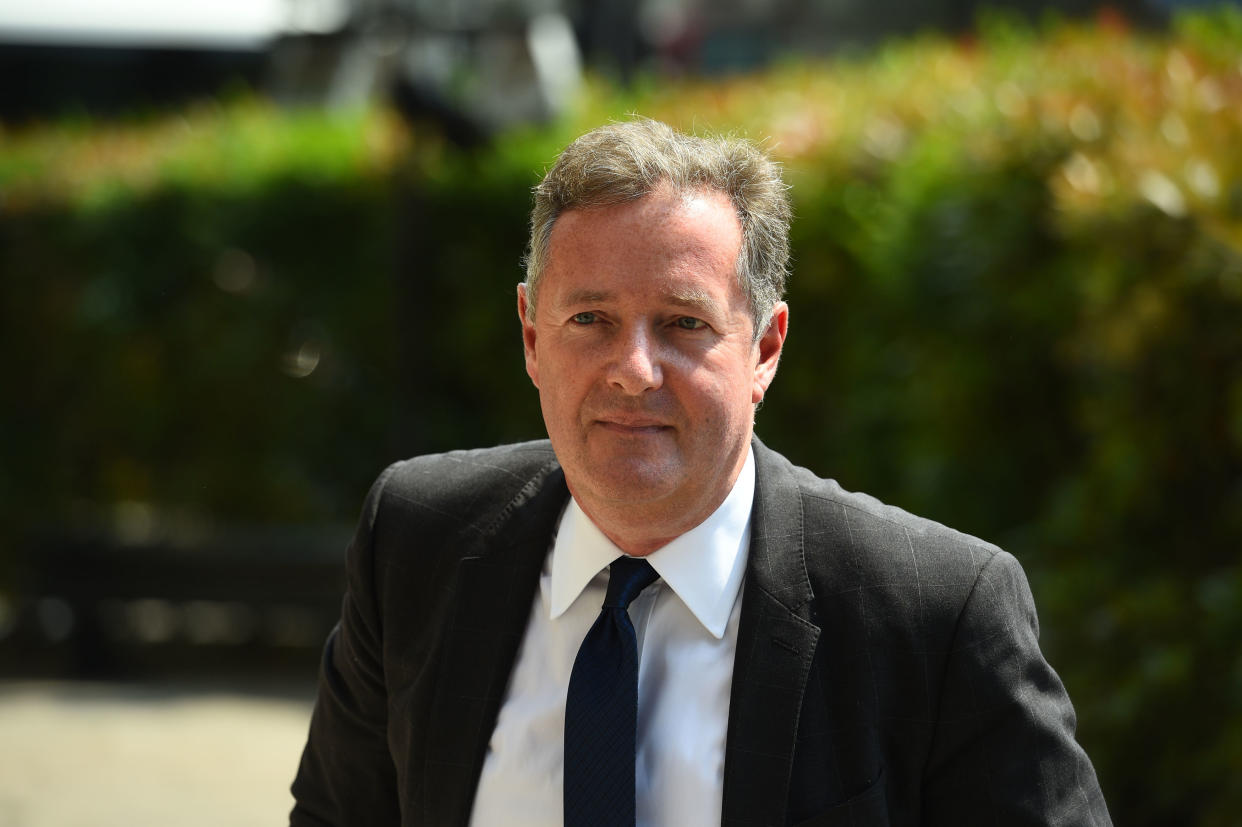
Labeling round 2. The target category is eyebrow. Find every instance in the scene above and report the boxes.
[666,287,718,312]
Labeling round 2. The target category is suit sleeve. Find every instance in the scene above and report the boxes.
[290,464,402,827]
[923,551,1112,826]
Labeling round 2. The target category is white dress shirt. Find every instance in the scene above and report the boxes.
[469,448,755,827]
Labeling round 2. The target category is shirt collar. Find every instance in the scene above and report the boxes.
[549,446,754,639]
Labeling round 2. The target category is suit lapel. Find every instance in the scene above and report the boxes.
[420,462,568,826]
[722,441,822,827]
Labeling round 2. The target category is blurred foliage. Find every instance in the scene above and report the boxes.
[4,8,1242,824]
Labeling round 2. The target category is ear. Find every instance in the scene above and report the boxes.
[517,283,540,388]
[752,302,788,404]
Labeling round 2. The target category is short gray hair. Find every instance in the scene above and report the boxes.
[523,118,791,335]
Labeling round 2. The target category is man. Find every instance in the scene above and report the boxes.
[291,118,1111,826]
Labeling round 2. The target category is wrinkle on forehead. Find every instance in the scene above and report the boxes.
[561,285,720,313]
[540,183,744,319]
[611,186,739,258]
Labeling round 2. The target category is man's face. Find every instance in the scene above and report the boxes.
[519,183,787,550]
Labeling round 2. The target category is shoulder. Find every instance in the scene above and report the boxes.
[757,441,1000,556]
[753,440,1010,614]
[384,440,559,497]
[365,439,561,538]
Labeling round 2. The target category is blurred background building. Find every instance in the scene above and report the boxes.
[1,0,1224,133]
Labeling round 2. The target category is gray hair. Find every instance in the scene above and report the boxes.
[523,118,791,335]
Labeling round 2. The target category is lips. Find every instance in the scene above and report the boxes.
[593,416,672,434]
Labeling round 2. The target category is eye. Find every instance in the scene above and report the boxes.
[571,312,597,325]
[674,316,707,330]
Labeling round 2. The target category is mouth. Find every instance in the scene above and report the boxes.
[594,418,672,435]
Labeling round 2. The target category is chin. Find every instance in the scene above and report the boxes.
[581,462,683,506]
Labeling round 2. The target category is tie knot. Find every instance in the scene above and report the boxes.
[604,557,659,610]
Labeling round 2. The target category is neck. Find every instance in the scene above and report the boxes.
[569,448,751,558]
[592,521,679,558]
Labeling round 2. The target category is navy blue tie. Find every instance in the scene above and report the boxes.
[564,556,660,827]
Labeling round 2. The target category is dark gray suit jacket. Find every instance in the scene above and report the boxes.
[291,439,1110,826]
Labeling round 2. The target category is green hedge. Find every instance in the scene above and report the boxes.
[4,10,1242,823]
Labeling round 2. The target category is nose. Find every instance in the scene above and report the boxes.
[606,325,663,394]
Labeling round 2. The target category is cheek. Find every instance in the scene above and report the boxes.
[709,372,759,430]
[539,373,586,428]
[685,353,754,401]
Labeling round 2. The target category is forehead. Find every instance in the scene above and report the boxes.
[543,186,743,294]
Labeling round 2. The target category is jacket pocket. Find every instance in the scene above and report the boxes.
[790,769,888,826]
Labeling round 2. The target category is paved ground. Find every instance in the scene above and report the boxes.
[0,680,316,827]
